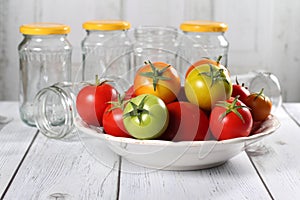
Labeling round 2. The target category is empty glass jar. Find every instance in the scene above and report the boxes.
[81,20,133,81]
[179,20,229,74]
[18,23,72,126]
[34,82,81,138]
[133,26,178,68]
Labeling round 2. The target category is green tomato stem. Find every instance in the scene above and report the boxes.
[140,60,171,91]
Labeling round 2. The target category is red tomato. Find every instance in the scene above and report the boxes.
[159,101,209,141]
[76,81,118,127]
[209,97,253,140]
[231,81,250,103]
[185,56,229,78]
[133,61,181,104]
[243,88,272,121]
[124,85,136,99]
[102,103,131,138]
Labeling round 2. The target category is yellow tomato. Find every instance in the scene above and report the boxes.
[184,64,232,111]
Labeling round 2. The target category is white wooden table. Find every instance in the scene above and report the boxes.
[0,101,300,200]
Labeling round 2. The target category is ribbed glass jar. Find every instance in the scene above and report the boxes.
[81,20,133,81]
[18,23,72,126]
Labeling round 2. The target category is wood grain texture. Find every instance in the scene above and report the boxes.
[268,1,300,102]
[0,0,10,100]
[1,0,300,102]
[247,106,300,199]
[283,103,300,126]
[119,152,271,200]
[184,0,213,20]
[123,0,184,28]
[0,0,38,101]
[3,132,120,200]
[1,101,300,199]
[0,102,37,198]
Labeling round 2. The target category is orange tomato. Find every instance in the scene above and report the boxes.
[133,61,181,104]
[243,89,272,121]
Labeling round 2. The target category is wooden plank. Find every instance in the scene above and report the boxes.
[119,152,271,199]
[213,0,273,75]
[0,0,10,100]
[3,131,120,200]
[247,106,300,199]
[0,0,37,101]
[184,0,213,20]
[0,102,37,198]
[283,103,300,126]
[267,1,300,101]
[122,0,184,28]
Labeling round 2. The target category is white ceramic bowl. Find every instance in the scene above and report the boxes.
[75,115,280,170]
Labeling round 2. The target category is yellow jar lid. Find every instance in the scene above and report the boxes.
[82,20,131,31]
[20,23,71,35]
[180,20,228,32]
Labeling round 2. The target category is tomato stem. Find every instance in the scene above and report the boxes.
[95,75,100,85]
[140,60,171,91]
[200,64,229,87]
[235,76,248,89]
[123,95,150,125]
[216,55,222,64]
[107,94,128,112]
[235,76,240,85]
[216,96,248,123]
[254,88,265,101]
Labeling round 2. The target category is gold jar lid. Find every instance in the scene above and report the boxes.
[20,23,71,35]
[83,20,131,31]
[180,20,228,32]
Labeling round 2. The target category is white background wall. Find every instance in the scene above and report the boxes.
[1,0,300,102]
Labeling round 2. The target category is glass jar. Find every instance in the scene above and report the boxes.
[179,20,229,72]
[18,23,72,126]
[34,77,130,139]
[34,82,81,139]
[81,20,133,81]
[133,26,178,69]
[231,70,282,113]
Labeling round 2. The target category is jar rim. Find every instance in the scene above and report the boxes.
[20,23,71,35]
[83,20,131,31]
[34,83,75,139]
[180,20,228,32]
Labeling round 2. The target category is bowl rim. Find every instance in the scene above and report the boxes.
[75,115,280,147]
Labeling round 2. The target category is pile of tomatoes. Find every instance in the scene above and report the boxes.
[76,57,272,141]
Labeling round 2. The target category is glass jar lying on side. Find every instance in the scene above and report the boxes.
[34,76,131,139]
[34,82,82,139]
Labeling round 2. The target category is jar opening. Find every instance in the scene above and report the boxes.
[34,85,74,139]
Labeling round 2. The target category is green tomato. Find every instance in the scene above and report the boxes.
[123,94,169,139]
[184,64,232,111]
